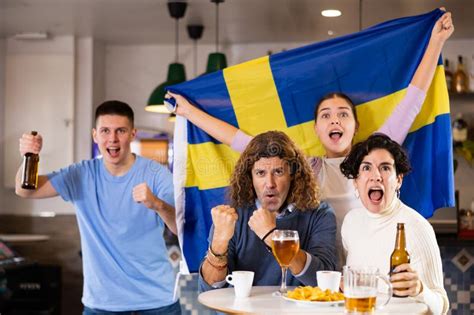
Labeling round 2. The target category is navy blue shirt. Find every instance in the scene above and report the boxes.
[199,201,337,291]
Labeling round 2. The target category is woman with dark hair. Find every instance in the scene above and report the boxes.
[340,134,448,314]
[169,11,453,266]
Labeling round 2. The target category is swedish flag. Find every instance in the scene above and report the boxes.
[170,9,454,273]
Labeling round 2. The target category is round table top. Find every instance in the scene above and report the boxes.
[198,286,429,315]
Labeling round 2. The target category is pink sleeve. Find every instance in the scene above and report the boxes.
[307,157,323,178]
[376,84,426,144]
[230,130,253,153]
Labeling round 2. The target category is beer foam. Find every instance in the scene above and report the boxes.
[344,286,377,299]
[272,236,300,241]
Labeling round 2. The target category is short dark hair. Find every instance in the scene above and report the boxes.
[314,92,359,126]
[95,100,134,127]
[340,133,412,179]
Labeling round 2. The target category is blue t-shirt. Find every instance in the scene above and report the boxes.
[48,156,176,311]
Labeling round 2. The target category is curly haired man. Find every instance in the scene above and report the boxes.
[199,131,337,291]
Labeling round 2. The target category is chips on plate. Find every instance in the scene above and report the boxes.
[287,286,344,302]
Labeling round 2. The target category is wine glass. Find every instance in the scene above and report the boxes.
[271,229,300,294]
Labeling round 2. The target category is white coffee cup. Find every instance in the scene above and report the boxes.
[225,271,254,298]
[316,270,342,292]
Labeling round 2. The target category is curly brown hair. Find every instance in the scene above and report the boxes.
[228,131,320,211]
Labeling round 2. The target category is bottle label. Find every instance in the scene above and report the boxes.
[453,129,468,142]
[446,76,452,89]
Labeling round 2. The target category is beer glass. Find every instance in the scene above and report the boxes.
[271,230,300,294]
[343,266,392,314]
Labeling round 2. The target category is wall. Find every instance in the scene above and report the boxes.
[0,39,5,210]
[0,36,76,215]
[74,37,94,163]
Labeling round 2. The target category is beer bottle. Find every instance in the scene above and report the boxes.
[452,55,469,93]
[21,131,40,190]
[444,59,453,92]
[390,223,410,298]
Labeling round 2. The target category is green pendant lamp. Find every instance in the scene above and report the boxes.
[205,0,227,74]
[146,1,188,113]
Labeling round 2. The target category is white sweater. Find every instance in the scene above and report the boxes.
[341,199,449,314]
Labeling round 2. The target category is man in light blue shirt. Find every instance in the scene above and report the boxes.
[15,101,181,314]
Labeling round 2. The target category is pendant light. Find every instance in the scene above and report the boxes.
[187,24,204,77]
[146,1,188,113]
[205,0,227,74]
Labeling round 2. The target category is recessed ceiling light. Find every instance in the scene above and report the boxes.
[328,30,334,36]
[321,10,342,17]
[13,32,49,40]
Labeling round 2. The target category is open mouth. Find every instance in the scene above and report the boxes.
[107,147,120,158]
[328,130,343,141]
[263,190,278,201]
[368,188,384,203]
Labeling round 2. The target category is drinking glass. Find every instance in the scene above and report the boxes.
[343,266,393,314]
[271,229,300,294]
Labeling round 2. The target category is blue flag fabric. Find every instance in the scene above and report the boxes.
[169,9,454,273]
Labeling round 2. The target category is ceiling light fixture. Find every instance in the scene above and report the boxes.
[187,24,204,77]
[146,1,188,113]
[13,32,49,40]
[205,0,227,74]
[321,9,342,17]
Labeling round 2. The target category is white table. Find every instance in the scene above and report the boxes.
[198,286,428,314]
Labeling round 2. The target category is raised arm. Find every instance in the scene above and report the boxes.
[15,133,58,199]
[167,92,252,152]
[411,11,454,92]
[377,10,454,144]
[200,205,238,286]
[132,183,177,235]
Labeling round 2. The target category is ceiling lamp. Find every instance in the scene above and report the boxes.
[321,9,342,17]
[146,1,188,113]
[205,0,227,74]
[187,24,204,77]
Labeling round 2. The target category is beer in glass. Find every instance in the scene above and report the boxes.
[343,266,392,314]
[344,288,377,313]
[271,230,299,293]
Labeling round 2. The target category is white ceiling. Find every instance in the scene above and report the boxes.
[0,0,473,45]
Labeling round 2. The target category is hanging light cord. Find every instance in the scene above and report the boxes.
[175,17,179,62]
[193,40,198,76]
[215,2,219,52]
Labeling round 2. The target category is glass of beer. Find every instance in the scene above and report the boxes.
[271,230,300,294]
[343,266,392,314]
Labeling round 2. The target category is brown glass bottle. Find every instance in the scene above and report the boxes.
[390,223,410,298]
[452,113,468,147]
[444,59,453,92]
[21,131,39,190]
[452,55,469,93]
